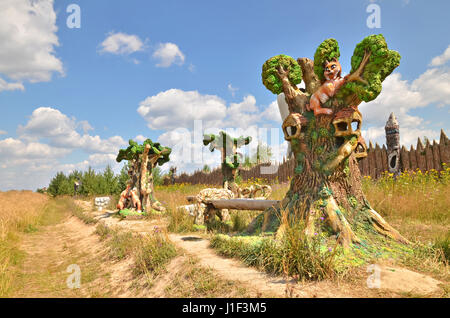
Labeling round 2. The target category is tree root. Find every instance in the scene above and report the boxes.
[323,196,360,248]
[368,208,410,244]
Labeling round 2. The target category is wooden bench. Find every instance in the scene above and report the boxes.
[186,196,280,210]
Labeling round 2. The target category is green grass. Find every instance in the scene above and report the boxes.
[206,168,450,283]
[133,233,177,277]
[167,207,196,233]
[108,230,135,260]
[0,197,72,297]
[66,198,98,224]
[434,231,450,263]
[94,223,177,281]
[211,221,337,281]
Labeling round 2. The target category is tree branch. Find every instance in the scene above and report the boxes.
[276,65,308,114]
[297,57,321,95]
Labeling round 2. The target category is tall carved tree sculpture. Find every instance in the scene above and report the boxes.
[258,34,409,248]
[116,139,171,214]
[203,131,251,195]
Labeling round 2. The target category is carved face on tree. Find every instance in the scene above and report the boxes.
[324,58,342,80]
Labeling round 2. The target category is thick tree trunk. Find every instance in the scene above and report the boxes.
[256,56,409,248]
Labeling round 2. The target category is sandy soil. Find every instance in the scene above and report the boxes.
[68,199,447,298]
[15,214,148,298]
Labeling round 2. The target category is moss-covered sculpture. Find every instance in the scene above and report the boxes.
[256,34,409,249]
[116,138,171,215]
[203,131,251,195]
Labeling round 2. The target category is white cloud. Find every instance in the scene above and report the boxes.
[0,78,24,92]
[153,43,185,67]
[362,126,440,148]
[87,153,118,167]
[225,95,261,128]
[77,120,94,134]
[156,128,220,173]
[261,100,282,123]
[359,45,450,148]
[0,0,63,84]
[155,124,288,174]
[430,45,450,66]
[360,45,450,129]
[411,67,450,107]
[0,130,7,135]
[0,107,129,190]
[18,107,126,153]
[99,32,144,55]
[0,138,70,160]
[137,89,281,132]
[359,73,426,127]
[134,135,147,143]
[137,89,227,130]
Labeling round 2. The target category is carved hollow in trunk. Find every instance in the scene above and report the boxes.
[282,113,308,141]
[332,108,362,137]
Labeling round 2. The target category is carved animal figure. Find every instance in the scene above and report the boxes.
[307,59,347,115]
[117,185,142,212]
[307,53,371,116]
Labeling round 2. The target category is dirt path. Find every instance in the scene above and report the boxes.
[77,201,446,298]
[94,214,365,297]
[169,234,292,297]
[14,214,146,298]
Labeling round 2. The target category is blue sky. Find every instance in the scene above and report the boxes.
[0,0,449,190]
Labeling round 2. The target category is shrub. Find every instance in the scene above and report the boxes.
[133,230,177,276]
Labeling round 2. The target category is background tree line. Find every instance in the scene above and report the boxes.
[41,164,165,197]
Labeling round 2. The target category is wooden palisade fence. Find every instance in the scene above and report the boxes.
[174,129,449,185]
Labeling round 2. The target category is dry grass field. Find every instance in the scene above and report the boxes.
[0,191,49,296]
[0,167,448,298]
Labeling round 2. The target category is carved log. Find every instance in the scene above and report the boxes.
[362,156,369,176]
[375,143,383,178]
[416,138,426,171]
[368,142,376,178]
[439,129,449,165]
[209,199,280,211]
[409,145,418,171]
[432,140,441,171]
[400,145,410,171]
[425,140,434,171]
[381,145,388,173]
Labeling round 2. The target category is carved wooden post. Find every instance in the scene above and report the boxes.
[439,129,449,167]
[385,112,400,175]
[400,145,410,171]
[409,145,418,171]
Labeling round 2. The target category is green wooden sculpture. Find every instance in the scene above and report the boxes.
[258,34,408,248]
[116,138,171,215]
[203,131,251,195]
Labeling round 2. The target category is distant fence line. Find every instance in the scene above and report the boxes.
[174,130,449,185]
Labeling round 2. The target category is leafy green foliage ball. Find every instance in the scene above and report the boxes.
[116,138,171,166]
[338,34,401,102]
[262,55,302,95]
[314,38,341,82]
